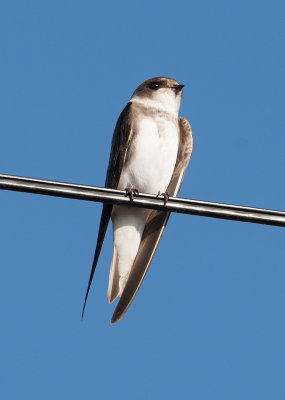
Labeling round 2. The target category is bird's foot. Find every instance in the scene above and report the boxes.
[124,187,139,203]
[156,191,169,206]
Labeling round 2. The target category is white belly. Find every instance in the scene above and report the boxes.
[118,116,179,194]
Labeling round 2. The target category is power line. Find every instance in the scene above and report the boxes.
[0,173,285,227]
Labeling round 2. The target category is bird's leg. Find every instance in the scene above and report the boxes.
[156,191,170,206]
[124,187,139,203]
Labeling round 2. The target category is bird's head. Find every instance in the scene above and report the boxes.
[131,77,184,116]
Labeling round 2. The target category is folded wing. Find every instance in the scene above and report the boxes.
[82,103,135,317]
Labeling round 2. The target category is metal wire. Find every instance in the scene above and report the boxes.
[0,173,285,227]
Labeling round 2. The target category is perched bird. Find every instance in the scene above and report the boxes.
[82,77,193,323]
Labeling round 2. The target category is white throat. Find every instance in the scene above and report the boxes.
[131,93,180,118]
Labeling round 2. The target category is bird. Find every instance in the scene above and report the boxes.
[82,77,193,323]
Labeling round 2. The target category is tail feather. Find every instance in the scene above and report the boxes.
[107,246,120,303]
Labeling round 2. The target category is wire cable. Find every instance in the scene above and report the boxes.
[0,173,284,227]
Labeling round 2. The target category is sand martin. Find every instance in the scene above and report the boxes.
[82,77,193,323]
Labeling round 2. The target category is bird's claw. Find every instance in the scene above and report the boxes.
[156,191,169,206]
[124,187,139,203]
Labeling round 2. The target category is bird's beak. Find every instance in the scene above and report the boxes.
[170,84,184,92]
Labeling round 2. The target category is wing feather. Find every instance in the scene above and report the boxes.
[81,102,134,317]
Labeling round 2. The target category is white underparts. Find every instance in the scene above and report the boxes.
[111,206,150,295]
[108,94,181,299]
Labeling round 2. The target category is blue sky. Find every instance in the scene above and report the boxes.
[0,1,284,399]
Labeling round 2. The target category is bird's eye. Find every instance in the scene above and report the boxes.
[149,82,160,90]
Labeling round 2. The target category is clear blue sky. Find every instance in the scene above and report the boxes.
[0,1,284,399]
